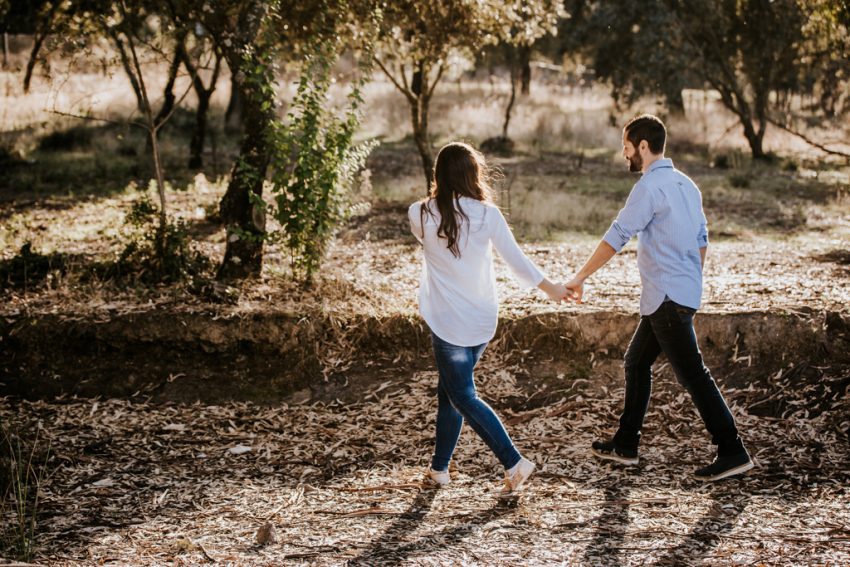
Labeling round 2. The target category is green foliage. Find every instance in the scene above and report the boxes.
[557,1,692,113]
[117,191,210,284]
[264,39,376,283]
[0,424,50,562]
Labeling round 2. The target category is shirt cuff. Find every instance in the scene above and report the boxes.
[602,222,629,253]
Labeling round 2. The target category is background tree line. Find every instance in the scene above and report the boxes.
[1,0,848,283]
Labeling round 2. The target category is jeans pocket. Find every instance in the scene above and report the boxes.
[674,305,696,315]
[672,305,696,326]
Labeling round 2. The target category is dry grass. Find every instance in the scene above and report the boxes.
[2,55,849,315]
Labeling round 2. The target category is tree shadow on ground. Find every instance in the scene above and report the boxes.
[347,489,519,566]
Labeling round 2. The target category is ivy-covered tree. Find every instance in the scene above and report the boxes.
[174,0,377,279]
[375,0,563,191]
[171,0,277,279]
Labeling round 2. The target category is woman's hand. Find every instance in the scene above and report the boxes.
[538,279,570,302]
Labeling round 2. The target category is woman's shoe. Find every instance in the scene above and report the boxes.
[426,467,450,486]
[501,457,535,494]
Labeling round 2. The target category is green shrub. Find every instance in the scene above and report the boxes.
[116,193,210,284]
[263,39,376,283]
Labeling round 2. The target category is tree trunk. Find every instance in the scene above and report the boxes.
[503,68,518,139]
[667,89,686,116]
[224,71,243,133]
[185,49,221,170]
[217,58,273,280]
[2,33,8,69]
[741,119,766,160]
[408,60,434,194]
[189,91,211,170]
[23,2,61,93]
[108,30,144,112]
[519,44,531,96]
[412,114,434,193]
[153,35,185,129]
[23,31,47,93]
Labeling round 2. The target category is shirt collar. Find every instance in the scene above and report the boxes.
[646,158,674,173]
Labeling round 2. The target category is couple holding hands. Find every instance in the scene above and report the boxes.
[408,115,754,496]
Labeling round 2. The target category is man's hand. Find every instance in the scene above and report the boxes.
[564,276,585,304]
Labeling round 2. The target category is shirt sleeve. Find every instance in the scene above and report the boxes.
[603,181,657,253]
[408,202,424,244]
[488,206,545,288]
[698,196,709,248]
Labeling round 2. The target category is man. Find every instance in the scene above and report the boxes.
[565,114,753,482]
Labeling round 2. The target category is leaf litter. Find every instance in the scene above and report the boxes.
[1,351,848,566]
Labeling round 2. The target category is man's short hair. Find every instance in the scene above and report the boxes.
[624,114,666,155]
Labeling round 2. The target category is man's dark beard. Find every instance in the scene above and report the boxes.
[628,153,643,172]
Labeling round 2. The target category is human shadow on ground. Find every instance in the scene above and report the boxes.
[581,477,632,566]
[652,483,751,566]
[347,489,518,566]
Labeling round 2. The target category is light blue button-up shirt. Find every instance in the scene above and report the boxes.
[602,158,708,316]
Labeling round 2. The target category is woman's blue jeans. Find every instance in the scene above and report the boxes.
[430,333,522,472]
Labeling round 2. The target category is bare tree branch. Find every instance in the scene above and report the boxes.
[374,56,415,103]
[48,108,146,130]
[767,117,850,159]
[426,62,445,100]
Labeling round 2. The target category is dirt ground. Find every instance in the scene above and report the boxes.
[3,350,849,565]
[2,117,849,565]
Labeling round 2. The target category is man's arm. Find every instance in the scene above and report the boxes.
[700,246,706,269]
[564,240,617,303]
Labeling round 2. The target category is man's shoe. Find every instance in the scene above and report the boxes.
[426,468,450,486]
[590,439,639,465]
[501,457,535,494]
[694,452,754,482]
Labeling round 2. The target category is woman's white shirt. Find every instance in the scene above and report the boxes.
[408,197,544,347]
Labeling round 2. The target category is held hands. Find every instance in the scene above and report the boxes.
[539,278,582,303]
[563,276,585,304]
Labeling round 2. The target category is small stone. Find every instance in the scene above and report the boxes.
[290,388,311,404]
[256,522,277,545]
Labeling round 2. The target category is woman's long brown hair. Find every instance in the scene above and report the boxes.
[420,142,494,258]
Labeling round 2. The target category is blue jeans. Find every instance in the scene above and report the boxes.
[613,301,746,457]
[430,333,522,472]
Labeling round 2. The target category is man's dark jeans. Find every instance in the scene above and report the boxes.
[613,300,746,457]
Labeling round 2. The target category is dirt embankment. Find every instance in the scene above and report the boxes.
[2,308,847,404]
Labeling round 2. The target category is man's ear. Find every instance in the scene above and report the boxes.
[639,140,649,153]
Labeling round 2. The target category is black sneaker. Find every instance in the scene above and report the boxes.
[694,451,754,482]
[590,439,639,465]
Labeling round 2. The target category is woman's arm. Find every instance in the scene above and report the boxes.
[490,207,567,301]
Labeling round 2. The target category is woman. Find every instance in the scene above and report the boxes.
[409,142,568,494]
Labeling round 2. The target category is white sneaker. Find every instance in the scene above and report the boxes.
[426,468,450,486]
[501,457,535,494]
